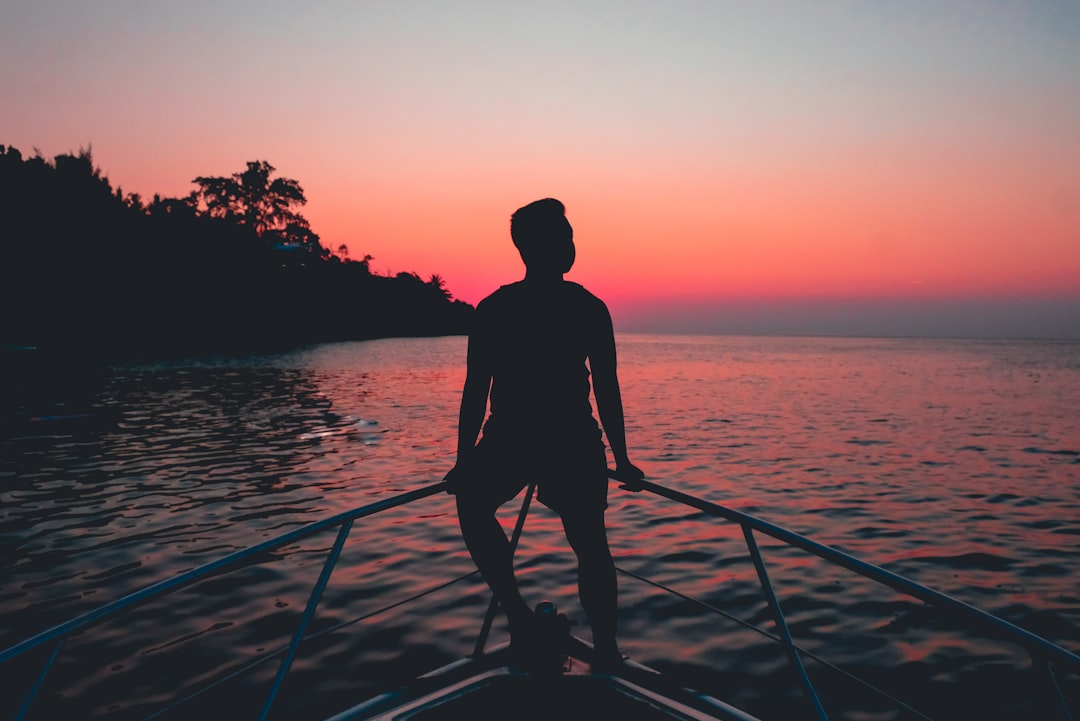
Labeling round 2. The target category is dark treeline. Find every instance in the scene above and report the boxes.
[0,145,473,362]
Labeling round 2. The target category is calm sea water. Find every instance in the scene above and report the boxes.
[2,334,1079,720]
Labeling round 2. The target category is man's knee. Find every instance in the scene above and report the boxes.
[562,513,610,558]
[456,491,499,521]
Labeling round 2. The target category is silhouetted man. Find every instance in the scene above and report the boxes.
[445,198,644,667]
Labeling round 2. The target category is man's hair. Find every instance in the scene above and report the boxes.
[510,198,573,270]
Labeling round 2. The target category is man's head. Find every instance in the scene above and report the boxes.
[510,198,575,275]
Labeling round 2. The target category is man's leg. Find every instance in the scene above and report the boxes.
[456,494,534,636]
[561,509,619,661]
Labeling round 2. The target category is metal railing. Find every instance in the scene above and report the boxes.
[616,475,1080,721]
[4,475,1079,721]
[1,482,448,721]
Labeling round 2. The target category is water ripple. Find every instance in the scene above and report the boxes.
[2,336,1079,719]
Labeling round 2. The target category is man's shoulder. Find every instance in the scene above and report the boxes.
[563,280,602,302]
[476,280,608,316]
[562,281,609,315]
[476,283,523,310]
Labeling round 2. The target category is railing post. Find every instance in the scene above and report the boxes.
[13,638,64,721]
[258,519,353,721]
[1,483,448,670]
[1032,652,1075,721]
[742,525,830,721]
[473,483,536,657]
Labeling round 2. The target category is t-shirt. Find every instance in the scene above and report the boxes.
[470,280,609,441]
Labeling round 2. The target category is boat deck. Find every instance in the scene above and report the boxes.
[328,642,760,721]
[405,674,701,721]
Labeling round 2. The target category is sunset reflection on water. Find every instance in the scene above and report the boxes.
[2,335,1078,719]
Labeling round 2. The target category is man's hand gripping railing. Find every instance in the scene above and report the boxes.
[608,464,646,492]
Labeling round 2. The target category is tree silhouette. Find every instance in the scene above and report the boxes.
[428,274,452,300]
[148,192,198,219]
[0,145,474,361]
[192,161,323,255]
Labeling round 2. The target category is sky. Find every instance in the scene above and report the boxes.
[2,1,1078,338]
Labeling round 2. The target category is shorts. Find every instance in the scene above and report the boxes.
[454,416,609,516]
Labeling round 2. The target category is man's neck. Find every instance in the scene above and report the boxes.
[523,268,564,284]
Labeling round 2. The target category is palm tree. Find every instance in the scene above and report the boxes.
[428,273,452,300]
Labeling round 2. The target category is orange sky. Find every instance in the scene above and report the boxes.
[311,99,1078,309]
[3,2,1078,336]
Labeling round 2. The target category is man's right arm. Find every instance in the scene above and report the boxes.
[446,317,493,490]
[455,359,491,464]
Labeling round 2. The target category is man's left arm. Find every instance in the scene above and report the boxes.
[590,302,644,488]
